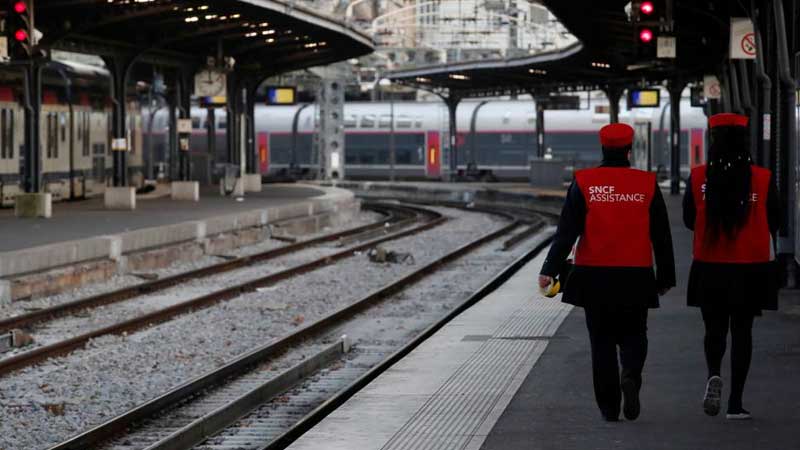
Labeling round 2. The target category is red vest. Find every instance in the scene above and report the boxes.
[691,165,772,263]
[574,167,656,267]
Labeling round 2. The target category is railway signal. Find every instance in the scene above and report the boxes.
[631,0,670,60]
[5,0,34,60]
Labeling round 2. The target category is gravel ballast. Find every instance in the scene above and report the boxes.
[0,207,512,450]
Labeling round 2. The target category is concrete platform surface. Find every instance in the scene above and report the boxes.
[480,194,800,450]
[287,250,573,450]
[0,184,324,252]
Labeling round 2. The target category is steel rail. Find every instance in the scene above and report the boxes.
[0,205,446,378]
[262,232,554,450]
[0,203,406,335]
[47,206,525,450]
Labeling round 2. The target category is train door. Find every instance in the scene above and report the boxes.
[425,131,441,178]
[631,122,652,171]
[72,105,92,198]
[258,131,269,174]
[0,100,21,206]
[690,128,705,167]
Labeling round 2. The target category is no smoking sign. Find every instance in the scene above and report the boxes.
[730,18,756,59]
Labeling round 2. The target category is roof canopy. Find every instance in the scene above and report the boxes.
[37,0,374,77]
[388,0,739,98]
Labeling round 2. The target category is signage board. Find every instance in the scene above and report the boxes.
[536,95,580,110]
[703,75,721,99]
[628,89,660,108]
[265,86,297,105]
[730,18,756,59]
[657,36,676,58]
[177,118,193,134]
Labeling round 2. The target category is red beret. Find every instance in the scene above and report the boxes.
[709,113,748,128]
[599,123,634,148]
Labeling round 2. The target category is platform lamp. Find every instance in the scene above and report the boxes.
[378,77,396,182]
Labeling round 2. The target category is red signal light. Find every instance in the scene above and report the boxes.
[639,28,653,43]
[13,1,27,13]
[14,29,28,42]
[640,1,654,15]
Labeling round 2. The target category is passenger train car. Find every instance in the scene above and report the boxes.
[0,61,144,207]
[154,95,708,183]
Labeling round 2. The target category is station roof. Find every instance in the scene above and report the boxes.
[37,0,374,77]
[388,0,739,98]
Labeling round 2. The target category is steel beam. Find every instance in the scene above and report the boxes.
[22,62,43,193]
[668,80,685,196]
[103,55,136,187]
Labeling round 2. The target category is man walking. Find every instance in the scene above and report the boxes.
[538,123,675,422]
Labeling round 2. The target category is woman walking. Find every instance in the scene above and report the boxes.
[683,113,780,420]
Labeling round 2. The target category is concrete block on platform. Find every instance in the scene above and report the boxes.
[104,187,136,210]
[233,178,245,197]
[243,174,262,192]
[171,181,200,201]
[0,237,113,278]
[118,221,203,253]
[14,193,52,218]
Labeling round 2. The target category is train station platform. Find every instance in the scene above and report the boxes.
[0,184,359,301]
[287,194,800,450]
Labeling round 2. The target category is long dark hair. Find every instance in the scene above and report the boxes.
[704,125,752,238]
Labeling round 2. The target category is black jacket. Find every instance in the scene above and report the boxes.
[541,160,676,310]
[683,172,780,313]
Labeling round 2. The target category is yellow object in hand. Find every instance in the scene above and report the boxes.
[539,279,561,298]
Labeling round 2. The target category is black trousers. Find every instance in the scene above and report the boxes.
[701,306,755,411]
[584,306,649,417]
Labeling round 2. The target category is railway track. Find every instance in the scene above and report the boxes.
[46,204,551,450]
[0,203,446,378]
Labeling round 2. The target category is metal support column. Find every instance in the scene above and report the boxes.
[177,69,193,181]
[469,100,489,174]
[604,86,623,124]
[753,0,772,166]
[668,80,685,195]
[22,62,43,193]
[206,107,216,169]
[104,55,135,187]
[535,102,545,158]
[243,82,256,174]
[167,90,178,181]
[772,0,796,260]
[226,73,240,166]
[444,96,460,180]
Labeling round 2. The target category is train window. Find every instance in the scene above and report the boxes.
[82,113,90,157]
[344,114,357,128]
[60,113,67,142]
[415,116,423,128]
[502,112,511,125]
[360,114,376,128]
[526,113,535,125]
[396,115,412,129]
[378,115,391,128]
[191,116,201,129]
[0,109,6,159]
[0,109,9,159]
[217,116,227,129]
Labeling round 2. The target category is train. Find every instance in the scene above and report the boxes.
[0,58,707,208]
[147,95,708,183]
[0,60,144,207]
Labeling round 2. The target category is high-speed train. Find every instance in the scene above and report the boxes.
[0,61,144,207]
[149,95,708,183]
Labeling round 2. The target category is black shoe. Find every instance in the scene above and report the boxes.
[600,410,619,422]
[621,378,641,421]
[703,376,723,416]
[726,407,752,420]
